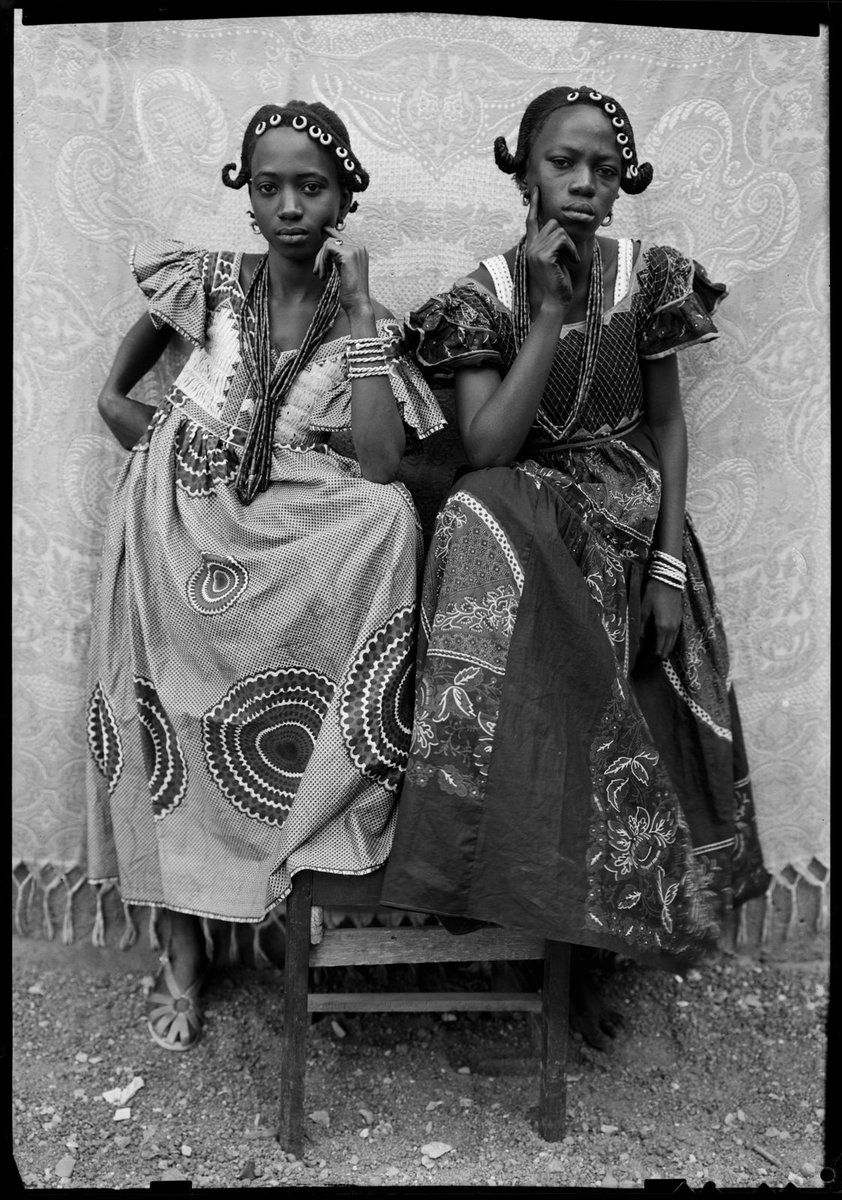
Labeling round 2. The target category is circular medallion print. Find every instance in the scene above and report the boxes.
[187,553,248,614]
[134,678,188,819]
[340,607,415,792]
[87,682,123,795]
[202,668,335,825]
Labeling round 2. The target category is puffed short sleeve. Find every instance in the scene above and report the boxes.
[403,282,504,372]
[379,320,448,439]
[637,244,728,360]
[130,238,213,348]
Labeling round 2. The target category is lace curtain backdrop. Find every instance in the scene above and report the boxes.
[12,13,829,950]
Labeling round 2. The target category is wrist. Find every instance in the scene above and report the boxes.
[345,300,376,329]
[533,299,568,323]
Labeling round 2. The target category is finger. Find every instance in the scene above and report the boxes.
[558,235,581,266]
[525,186,540,235]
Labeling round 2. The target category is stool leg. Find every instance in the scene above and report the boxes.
[538,938,571,1141]
[278,870,313,1156]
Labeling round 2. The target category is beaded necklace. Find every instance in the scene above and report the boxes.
[512,235,604,440]
[235,254,341,504]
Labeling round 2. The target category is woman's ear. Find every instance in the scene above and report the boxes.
[338,187,353,224]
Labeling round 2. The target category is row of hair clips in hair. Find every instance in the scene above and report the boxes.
[253,112,359,174]
[567,90,639,177]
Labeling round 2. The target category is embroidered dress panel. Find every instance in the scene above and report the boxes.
[381,238,767,964]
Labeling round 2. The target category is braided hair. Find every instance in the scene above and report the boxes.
[222,100,370,212]
[494,86,653,196]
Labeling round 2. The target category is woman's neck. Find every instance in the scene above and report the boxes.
[265,249,326,305]
[567,236,596,290]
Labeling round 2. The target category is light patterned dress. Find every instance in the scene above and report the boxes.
[85,239,445,922]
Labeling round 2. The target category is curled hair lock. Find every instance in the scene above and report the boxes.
[221,100,370,209]
[495,85,654,196]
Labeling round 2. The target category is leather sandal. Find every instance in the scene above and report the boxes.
[146,952,208,1051]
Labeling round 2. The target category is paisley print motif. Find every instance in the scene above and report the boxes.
[87,682,123,796]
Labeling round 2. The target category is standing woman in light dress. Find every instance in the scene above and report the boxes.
[86,99,444,1050]
[380,86,769,1045]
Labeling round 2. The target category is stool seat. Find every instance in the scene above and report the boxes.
[278,867,571,1155]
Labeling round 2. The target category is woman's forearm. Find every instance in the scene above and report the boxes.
[459,302,567,467]
[98,391,158,450]
[96,314,173,451]
[346,305,406,483]
[97,314,175,449]
[650,410,688,559]
[641,353,687,559]
[103,313,174,396]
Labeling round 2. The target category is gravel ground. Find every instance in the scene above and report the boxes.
[12,933,829,1190]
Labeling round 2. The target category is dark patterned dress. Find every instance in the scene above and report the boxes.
[85,239,445,922]
[380,238,770,966]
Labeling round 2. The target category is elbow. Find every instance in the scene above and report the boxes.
[359,447,403,484]
[97,388,118,425]
[465,444,513,471]
[360,459,401,485]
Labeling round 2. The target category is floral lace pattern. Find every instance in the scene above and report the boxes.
[586,677,718,955]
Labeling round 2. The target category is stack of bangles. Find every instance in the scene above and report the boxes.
[345,337,391,379]
[648,549,687,590]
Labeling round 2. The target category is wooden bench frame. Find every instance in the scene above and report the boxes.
[278,866,571,1155]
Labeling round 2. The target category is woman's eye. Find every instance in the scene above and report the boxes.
[302,182,324,195]
[257,183,277,195]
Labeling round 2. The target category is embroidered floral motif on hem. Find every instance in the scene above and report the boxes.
[586,678,718,954]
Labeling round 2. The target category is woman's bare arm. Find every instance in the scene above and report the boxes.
[97,314,174,449]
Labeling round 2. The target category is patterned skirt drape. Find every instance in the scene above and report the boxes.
[380,437,769,966]
[86,406,422,921]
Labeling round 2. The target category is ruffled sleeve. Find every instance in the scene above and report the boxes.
[403,282,504,372]
[637,244,728,361]
[129,238,212,349]
[308,320,446,442]
[379,320,448,439]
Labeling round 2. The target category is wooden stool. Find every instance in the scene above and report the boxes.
[278,866,571,1155]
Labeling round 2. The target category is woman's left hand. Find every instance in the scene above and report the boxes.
[640,578,683,661]
[315,225,372,314]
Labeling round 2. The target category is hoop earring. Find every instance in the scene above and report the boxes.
[602,211,614,227]
[335,218,347,232]
[247,210,262,235]
[521,192,529,207]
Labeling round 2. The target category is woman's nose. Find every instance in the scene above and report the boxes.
[278,188,303,215]
[569,168,596,195]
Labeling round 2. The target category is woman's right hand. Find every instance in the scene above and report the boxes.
[525,186,579,314]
